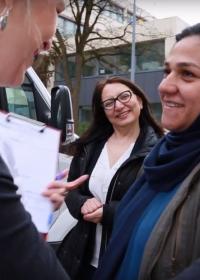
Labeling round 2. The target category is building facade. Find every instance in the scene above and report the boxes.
[55,1,188,123]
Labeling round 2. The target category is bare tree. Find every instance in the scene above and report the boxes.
[34,0,166,132]
[35,0,134,132]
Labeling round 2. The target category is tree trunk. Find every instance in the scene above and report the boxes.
[72,52,83,133]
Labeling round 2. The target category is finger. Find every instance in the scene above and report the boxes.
[81,200,97,214]
[45,180,67,190]
[81,203,92,214]
[86,197,102,207]
[50,192,64,203]
[44,170,69,191]
[66,174,89,190]
[81,198,102,215]
[48,193,65,211]
[92,199,102,208]
[87,203,101,213]
[83,212,95,220]
[83,216,95,222]
[43,187,67,197]
[83,212,100,222]
[81,204,95,215]
[83,204,102,215]
[87,199,102,210]
[55,169,69,180]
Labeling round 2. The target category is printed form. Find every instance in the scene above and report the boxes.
[0,112,60,233]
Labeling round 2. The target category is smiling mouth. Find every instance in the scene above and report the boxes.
[163,101,183,108]
[117,111,129,118]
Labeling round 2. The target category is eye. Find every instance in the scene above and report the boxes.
[181,69,195,79]
[163,68,170,77]
[118,91,131,102]
[103,99,114,109]
[120,92,130,100]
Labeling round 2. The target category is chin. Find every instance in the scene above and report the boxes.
[162,120,182,132]
[0,79,22,87]
[0,62,27,87]
[10,71,26,87]
[161,117,174,132]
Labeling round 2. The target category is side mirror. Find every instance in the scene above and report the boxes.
[51,85,74,143]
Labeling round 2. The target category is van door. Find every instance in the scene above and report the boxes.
[0,68,75,246]
[0,74,50,124]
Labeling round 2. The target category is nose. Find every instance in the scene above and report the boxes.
[158,73,178,96]
[114,99,125,110]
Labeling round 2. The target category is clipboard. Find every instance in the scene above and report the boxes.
[0,111,61,233]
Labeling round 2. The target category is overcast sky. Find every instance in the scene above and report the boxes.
[137,0,200,25]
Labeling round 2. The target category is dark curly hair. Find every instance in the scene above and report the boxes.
[176,23,200,42]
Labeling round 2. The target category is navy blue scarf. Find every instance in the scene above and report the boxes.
[94,116,200,280]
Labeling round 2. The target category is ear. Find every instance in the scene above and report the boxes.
[136,96,143,109]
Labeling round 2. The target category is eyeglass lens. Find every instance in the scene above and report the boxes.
[102,90,132,109]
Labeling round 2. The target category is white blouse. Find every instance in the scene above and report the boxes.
[89,141,135,267]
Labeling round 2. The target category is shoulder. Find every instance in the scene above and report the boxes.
[133,126,159,155]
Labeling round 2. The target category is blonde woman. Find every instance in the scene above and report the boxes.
[0,1,87,279]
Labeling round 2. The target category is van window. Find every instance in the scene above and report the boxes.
[5,85,37,120]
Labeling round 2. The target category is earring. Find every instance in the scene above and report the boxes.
[0,8,10,31]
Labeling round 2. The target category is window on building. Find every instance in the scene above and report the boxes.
[136,40,165,72]
[98,52,131,75]
[55,39,165,82]
[126,12,145,25]
[81,40,164,78]
[83,58,98,77]
[55,56,76,82]
[98,55,116,75]
[82,50,131,77]
[103,3,124,23]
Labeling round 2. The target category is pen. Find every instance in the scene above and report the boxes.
[41,171,67,241]
[55,170,67,181]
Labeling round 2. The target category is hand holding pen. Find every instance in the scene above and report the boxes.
[42,170,89,211]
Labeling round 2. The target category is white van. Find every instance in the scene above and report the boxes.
[0,67,77,250]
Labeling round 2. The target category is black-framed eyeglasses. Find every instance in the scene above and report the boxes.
[101,90,132,110]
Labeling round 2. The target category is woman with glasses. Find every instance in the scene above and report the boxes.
[57,76,163,280]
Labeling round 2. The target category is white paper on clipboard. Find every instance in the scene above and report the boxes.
[0,112,61,233]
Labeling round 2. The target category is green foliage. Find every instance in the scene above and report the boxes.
[77,122,90,136]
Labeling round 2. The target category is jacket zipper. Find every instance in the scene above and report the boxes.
[103,173,120,252]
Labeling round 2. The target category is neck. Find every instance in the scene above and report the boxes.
[112,122,140,142]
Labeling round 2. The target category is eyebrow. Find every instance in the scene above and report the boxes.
[164,61,200,70]
[102,90,130,102]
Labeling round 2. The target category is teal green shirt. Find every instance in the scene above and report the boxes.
[117,186,178,280]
